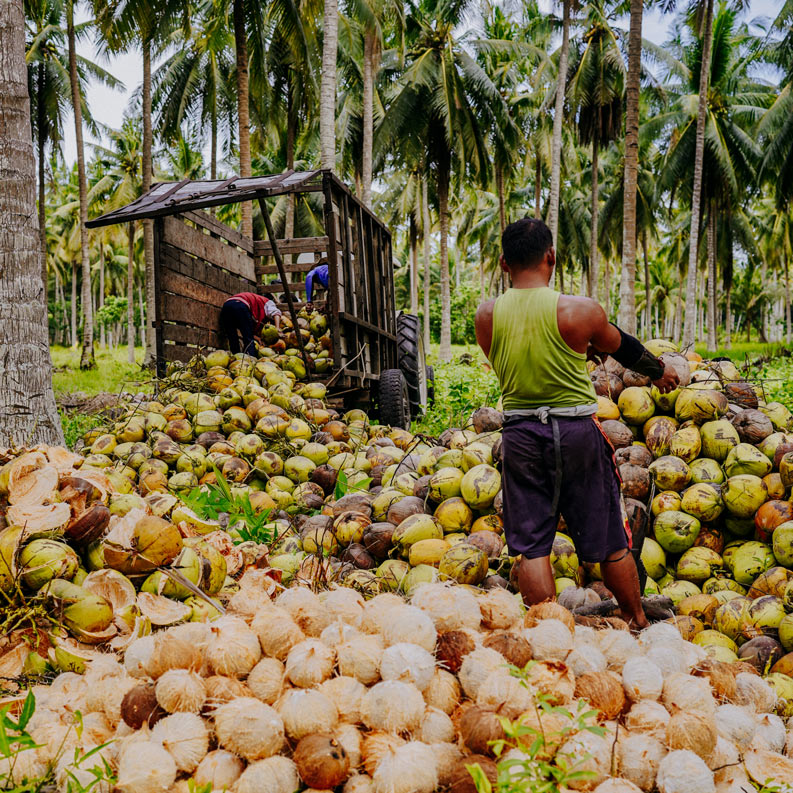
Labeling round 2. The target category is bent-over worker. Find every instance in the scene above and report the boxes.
[219,291,282,356]
[304,261,329,303]
[475,218,679,630]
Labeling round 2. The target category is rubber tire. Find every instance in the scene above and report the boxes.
[396,313,427,417]
[378,369,411,430]
[426,365,435,407]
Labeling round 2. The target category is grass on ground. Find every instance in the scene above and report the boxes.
[51,345,148,398]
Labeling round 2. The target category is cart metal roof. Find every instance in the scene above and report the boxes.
[85,170,323,228]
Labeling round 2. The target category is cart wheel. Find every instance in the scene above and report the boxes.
[397,313,427,417]
[426,365,435,407]
[379,369,411,430]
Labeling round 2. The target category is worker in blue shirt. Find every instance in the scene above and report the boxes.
[305,260,329,303]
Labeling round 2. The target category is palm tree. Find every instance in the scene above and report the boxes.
[320,0,339,169]
[568,0,625,303]
[378,0,512,361]
[0,0,63,444]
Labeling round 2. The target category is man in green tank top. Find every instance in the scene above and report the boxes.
[475,219,679,630]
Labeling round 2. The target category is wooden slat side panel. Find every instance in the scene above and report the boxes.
[182,210,253,253]
[162,324,221,347]
[253,236,329,256]
[162,215,255,280]
[161,269,229,308]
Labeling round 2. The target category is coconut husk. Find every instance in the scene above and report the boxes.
[690,658,737,701]
[482,631,532,668]
[435,631,476,674]
[524,601,575,632]
[666,710,717,760]
[574,671,627,719]
[744,749,793,785]
[448,754,497,793]
[459,705,505,755]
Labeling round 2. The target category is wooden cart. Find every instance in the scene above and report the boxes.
[86,170,430,428]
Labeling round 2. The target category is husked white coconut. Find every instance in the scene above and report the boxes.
[752,712,786,753]
[423,668,461,714]
[194,750,244,790]
[381,605,437,652]
[360,593,404,634]
[247,657,285,704]
[335,722,363,768]
[622,657,663,702]
[154,668,206,713]
[151,712,208,773]
[0,749,48,789]
[708,736,739,774]
[662,673,716,716]
[321,621,362,647]
[410,583,481,631]
[526,619,573,662]
[623,700,671,739]
[234,756,300,793]
[213,696,285,760]
[252,606,306,661]
[123,635,156,679]
[574,625,598,645]
[418,707,455,744]
[433,742,464,786]
[380,643,435,691]
[734,673,777,713]
[97,675,139,726]
[592,780,643,793]
[458,647,508,698]
[645,645,688,680]
[637,622,682,651]
[477,587,523,630]
[371,740,438,793]
[568,645,607,676]
[277,586,330,636]
[344,774,375,793]
[476,668,533,719]
[337,634,383,685]
[116,740,177,793]
[656,749,715,793]
[319,676,366,723]
[557,730,610,790]
[321,587,365,626]
[285,638,335,687]
[598,630,639,670]
[714,704,755,750]
[206,616,261,678]
[278,688,339,739]
[360,680,425,733]
[617,732,666,792]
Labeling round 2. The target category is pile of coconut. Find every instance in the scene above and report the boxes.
[5,579,793,793]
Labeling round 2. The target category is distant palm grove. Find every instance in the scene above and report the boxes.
[24,0,793,367]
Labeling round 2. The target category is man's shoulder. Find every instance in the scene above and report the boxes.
[475,299,497,320]
[558,293,603,318]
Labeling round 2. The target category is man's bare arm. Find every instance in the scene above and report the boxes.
[475,300,496,359]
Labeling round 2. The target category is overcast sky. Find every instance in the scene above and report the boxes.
[61,0,783,166]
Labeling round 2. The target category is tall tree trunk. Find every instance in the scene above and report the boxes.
[642,231,650,340]
[210,101,217,181]
[56,269,64,344]
[674,269,683,342]
[697,268,705,342]
[285,85,296,243]
[479,238,485,300]
[138,284,145,349]
[320,0,338,170]
[70,259,77,346]
[422,176,431,352]
[547,0,571,271]
[604,260,610,317]
[496,163,506,233]
[67,2,95,370]
[37,61,48,294]
[682,0,714,346]
[409,215,418,314]
[0,0,63,444]
[617,0,643,332]
[785,253,791,346]
[361,29,376,207]
[534,158,541,219]
[706,204,717,350]
[725,283,732,349]
[233,0,253,237]
[760,259,769,341]
[142,40,156,365]
[590,139,600,302]
[438,159,452,361]
[127,222,136,363]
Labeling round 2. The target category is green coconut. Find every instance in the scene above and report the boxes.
[551,533,579,578]
[779,613,793,652]
[712,596,751,641]
[651,386,680,413]
[703,577,746,595]
[376,559,409,591]
[653,510,701,553]
[428,467,465,501]
[689,458,725,484]
[618,387,656,425]
[44,578,114,637]
[434,497,474,534]
[760,402,793,431]
[724,443,772,478]
[722,474,768,518]
[648,456,692,491]
[699,420,740,462]
[403,564,441,596]
[680,483,724,523]
[645,418,677,458]
[460,464,501,510]
[676,547,723,584]
[661,579,701,606]
[675,388,728,424]
[669,425,702,463]
[757,432,793,461]
[765,673,793,717]
[746,595,786,635]
[640,537,667,580]
[779,453,793,488]
[18,539,79,591]
[730,541,776,586]
[438,543,489,585]
[392,514,444,554]
[773,522,793,568]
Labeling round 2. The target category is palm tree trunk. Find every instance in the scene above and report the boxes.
[37,62,48,294]
[547,0,571,264]
[67,1,95,370]
[361,29,376,207]
[682,0,714,346]
[0,0,64,444]
[70,259,77,346]
[409,215,418,314]
[496,163,506,233]
[761,259,769,341]
[99,247,105,348]
[438,160,452,362]
[479,238,485,300]
[590,139,600,302]
[285,85,296,242]
[138,284,145,349]
[604,259,610,317]
[725,283,732,349]
[320,0,338,170]
[617,0,644,333]
[785,253,791,346]
[233,0,253,238]
[706,204,717,350]
[210,101,218,181]
[697,268,705,342]
[142,40,156,366]
[127,222,136,364]
[534,158,541,219]
[674,272,683,343]
[642,231,650,340]
[422,176,431,352]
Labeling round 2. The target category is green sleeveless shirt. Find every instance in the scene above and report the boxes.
[489,287,597,411]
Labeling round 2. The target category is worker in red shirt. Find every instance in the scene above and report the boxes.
[219,292,282,356]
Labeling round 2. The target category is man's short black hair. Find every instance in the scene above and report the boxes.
[501,218,553,269]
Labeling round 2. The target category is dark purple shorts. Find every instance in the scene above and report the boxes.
[500,415,630,563]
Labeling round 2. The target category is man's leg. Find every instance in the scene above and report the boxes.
[601,549,649,630]
[218,304,240,354]
[516,555,556,606]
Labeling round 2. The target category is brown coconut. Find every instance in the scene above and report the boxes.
[526,661,575,705]
[620,464,650,500]
[574,671,627,720]
[293,734,350,789]
[600,420,633,449]
[524,601,575,632]
[448,754,497,793]
[690,658,737,701]
[459,705,505,756]
[482,631,533,668]
[121,683,166,729]
[435,630,476,674]
[666,711,717,761]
